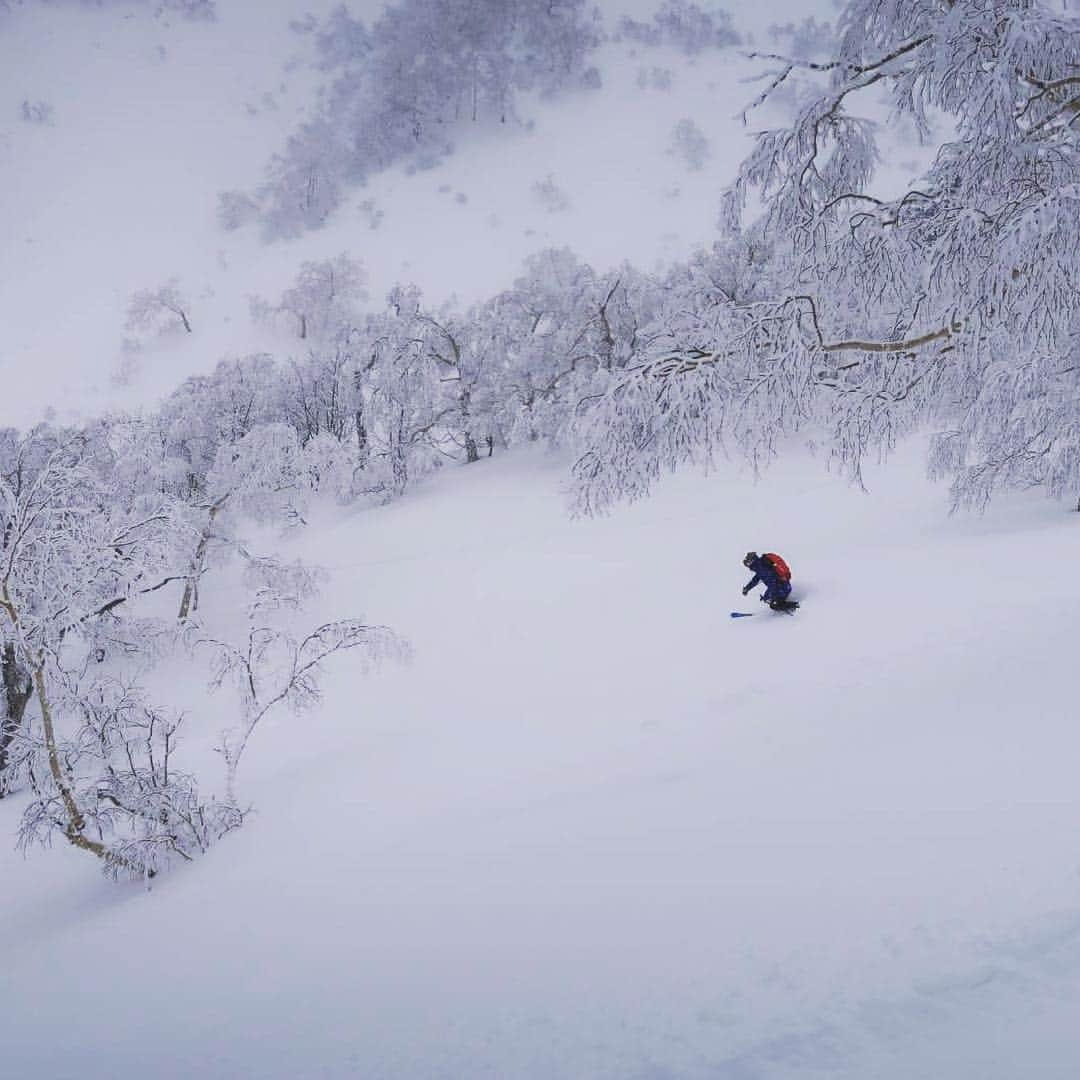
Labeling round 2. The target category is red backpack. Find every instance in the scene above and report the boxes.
[763,553,791,582]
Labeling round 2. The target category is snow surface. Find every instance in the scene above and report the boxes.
[3,1,1079,1077]
[3,445,1080,1079]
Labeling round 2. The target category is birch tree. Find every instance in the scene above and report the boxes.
[0,427,218,876]
[572,0,1080,512]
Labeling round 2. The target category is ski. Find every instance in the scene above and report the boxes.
[730,604,799,619]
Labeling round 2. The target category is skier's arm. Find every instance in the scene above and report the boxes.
[742,574,760,595]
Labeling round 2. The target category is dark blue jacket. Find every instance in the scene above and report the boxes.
[744,555,791,600]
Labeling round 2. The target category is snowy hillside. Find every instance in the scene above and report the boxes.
[2,0,1080,1078]
[3,446,1080,1079]
[0,0,833,427]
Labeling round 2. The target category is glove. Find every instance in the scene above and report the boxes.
[741,584,751,596]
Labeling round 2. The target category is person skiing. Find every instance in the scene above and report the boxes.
[741,551,799,613]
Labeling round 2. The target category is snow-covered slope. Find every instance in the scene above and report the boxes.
[2,445,1079,1079]
[3,2,1078,1077]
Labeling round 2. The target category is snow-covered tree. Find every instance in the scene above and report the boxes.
[668,117,710,170]
[280,341,364,448]
[617,1,741,54]
[0,414,403,878]
[272,254,367,343]
[18,677,241,879]
[198,611,407,804]
[126,278,193,336]
[0,425,206,873]
[357,287,457,498]
[205,423,309,524]
[158,354,283,496]
[487,250,655,448]
[259,117,349,238]
[252,0,601,237]
[412,303,502,464]
[573,0,1080,512]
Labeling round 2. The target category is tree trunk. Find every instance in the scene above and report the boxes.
[1,580,138,873]
[33,662,139,874]
[391,447,408,498]
[597,279,619,370]
[355,404,369,469]
[390,409,408,497]
[461,388,478,463]
[179,495,228,621]
[0,642,33,796]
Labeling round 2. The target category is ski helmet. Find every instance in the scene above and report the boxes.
[742,551,758,568]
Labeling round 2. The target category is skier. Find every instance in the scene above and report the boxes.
[741,551,799,613]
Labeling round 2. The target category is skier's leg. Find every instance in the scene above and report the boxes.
[767,583,798,613]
